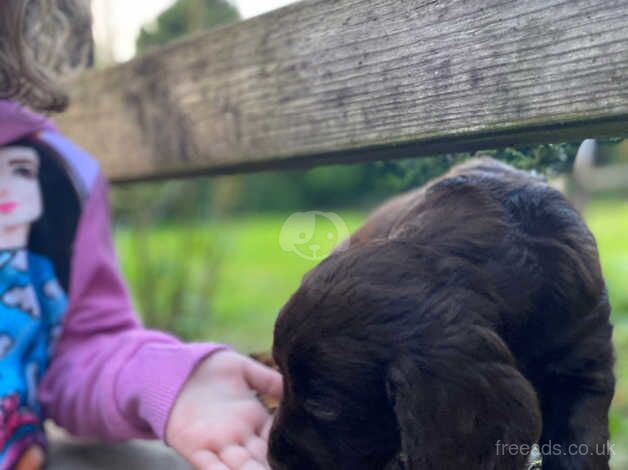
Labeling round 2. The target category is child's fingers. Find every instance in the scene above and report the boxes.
[190,449,229,470]
[243,358,283,400]
[240,461,269,470]
[260,417,274,441]
[220,445,255,468]
[245,435,269,463]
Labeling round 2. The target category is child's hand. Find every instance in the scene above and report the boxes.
[166,350,283,470]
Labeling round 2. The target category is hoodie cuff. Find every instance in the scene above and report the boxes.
[118,341,230,440]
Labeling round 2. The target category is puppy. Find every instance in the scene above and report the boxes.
[269,158,615,470]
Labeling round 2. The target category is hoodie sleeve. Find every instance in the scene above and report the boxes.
[38,174,228,441]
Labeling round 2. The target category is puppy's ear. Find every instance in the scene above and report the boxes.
[385,326,542,470]
[384,354,441,469]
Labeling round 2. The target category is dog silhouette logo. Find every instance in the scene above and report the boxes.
[279,211,350,260]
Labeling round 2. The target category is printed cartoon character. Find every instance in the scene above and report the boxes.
[0,394,41,470]
[0,147,42,250]
[0,146,68,470]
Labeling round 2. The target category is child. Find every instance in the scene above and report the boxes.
[0,2,282,470]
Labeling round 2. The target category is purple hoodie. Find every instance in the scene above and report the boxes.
[0,101,225,450]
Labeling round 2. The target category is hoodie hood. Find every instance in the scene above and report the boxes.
[0,100,56,146]
[0,99,99,200]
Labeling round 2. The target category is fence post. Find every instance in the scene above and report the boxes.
[571,139,598,213]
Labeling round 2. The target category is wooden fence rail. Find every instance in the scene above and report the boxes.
[57,0,628,182]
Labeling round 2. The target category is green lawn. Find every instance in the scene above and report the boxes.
[116,213,365,350]
[585,201,628,463]
[115,200,628,465]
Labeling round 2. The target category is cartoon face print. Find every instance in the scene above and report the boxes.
[279,211,351,261]
[0,147,42,249]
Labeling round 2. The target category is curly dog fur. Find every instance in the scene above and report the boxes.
[269,158,615,470]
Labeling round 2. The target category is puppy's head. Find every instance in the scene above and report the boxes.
[269,241,541,470]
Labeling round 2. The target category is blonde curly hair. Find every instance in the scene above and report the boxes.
[0,0,93,112]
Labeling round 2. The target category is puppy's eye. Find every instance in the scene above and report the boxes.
[303,399,338,422]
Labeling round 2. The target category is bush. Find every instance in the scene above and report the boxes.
[118,225,222,340]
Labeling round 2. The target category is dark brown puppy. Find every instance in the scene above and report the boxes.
[269,158,615,470]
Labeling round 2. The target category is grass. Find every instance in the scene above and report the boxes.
[116,213,365,350]
[585,201,628,464]
[115,200,628,465]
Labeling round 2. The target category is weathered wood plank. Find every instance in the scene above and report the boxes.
[56,0,628,182]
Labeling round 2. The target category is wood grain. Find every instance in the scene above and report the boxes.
[56,0,628,182]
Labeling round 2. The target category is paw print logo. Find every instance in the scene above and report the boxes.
[279,212,350,261]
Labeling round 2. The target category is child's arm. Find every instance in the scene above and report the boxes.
[38,175,227,440]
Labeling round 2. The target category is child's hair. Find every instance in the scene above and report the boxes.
[0,0,93,113]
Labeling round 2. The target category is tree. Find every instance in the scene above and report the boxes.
[137,0,240,53]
